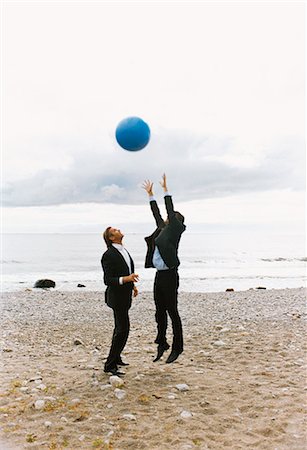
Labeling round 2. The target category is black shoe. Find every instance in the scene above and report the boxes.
[165,350,182,364]
[104,366,125,376]
[153,343,170,362]
[117,359,129,366]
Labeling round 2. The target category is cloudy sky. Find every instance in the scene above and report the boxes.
[2,1,305,233]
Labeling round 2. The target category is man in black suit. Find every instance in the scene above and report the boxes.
[101,227,139,375]
[143,174,186,364]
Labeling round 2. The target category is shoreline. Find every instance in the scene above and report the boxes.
[1,283,306,296]
[1,288,306,449]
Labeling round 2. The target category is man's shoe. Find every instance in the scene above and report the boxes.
[104,366,125,376]
[165,350,182,364]
[153,343,170,362]
[117,359,129,366]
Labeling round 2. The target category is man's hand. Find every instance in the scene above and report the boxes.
[142,180,154,196]
[159,173,168,192]
[123,273,139,283]
[133,286,138,297]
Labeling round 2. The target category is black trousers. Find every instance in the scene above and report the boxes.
[154,268,183,352]
[105,305,130,371]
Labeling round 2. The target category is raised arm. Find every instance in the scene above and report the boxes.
[142,180,164,228]
[160,173,175,220]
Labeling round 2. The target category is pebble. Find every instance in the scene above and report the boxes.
[176,384,189,391]
[213,340,226,346]
[109,375,125,388]
[79,435,85,441]
[29,376,42,382]
[74,338,84,346]
[61,416,68,422]
[20,387,29,392]
[180,410,193,419]
[134,374,145,380]
[101,384,112,391]
[37,383,47,390]
[44,421,52,428]
[34,399,45,410]
[114,388,126,400]
[122,413,137,421]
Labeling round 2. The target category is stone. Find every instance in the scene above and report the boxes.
[168,394,177,399]
[73,338,84,346]
[109,376,124,388]
[100,384,112,391]
[213,340,226,346]
[180,410,193,419]
[34,279,56,289]
[29,376,43,382]
[34,399,45,410]
[175,384,189,391]
[44,421,52,428]
[134,374,145,380]
[123,413,136,421]
[114,388,126,400]
[20,387,29,393]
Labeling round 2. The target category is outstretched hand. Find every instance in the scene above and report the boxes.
[159,173,168,192]
[142,180,154,196]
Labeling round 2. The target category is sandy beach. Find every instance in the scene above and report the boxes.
[0,288,306,449]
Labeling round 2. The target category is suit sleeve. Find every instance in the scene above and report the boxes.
[101,252,121,287]
[150,200,165,228]
[164,195,176,222]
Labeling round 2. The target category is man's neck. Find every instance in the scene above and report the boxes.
[112,240,123,245]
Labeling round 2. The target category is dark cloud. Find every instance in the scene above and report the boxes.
[2,131,305,207]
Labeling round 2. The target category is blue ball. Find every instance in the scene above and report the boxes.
[115,116,150,151]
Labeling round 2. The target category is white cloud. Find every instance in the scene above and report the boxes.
[2,189,305,234]
[2,129,305,206]
[2,2,305,230]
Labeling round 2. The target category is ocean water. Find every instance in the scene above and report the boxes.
[1,232,306,293]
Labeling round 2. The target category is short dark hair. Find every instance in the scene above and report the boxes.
[103,226,113,247]
[174,211,185,223]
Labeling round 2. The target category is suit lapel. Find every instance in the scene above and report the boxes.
[111,246,133,272]
[126,250,134,273]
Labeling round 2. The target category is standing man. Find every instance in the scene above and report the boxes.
[142,174,186,364]
[101,227,139,376]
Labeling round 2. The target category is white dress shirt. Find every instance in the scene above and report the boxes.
[112,243,132,285]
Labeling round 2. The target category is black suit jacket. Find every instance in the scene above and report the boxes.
[145,195,186,269]
[101,245,134,309]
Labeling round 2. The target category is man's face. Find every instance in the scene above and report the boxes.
[109,227,124,242]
